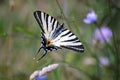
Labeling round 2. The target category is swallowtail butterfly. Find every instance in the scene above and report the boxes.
[34,11,84,60]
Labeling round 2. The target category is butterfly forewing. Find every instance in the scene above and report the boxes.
[34,11,84,53]
[34,11,60,39]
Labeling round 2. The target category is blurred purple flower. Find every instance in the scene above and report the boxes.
[36,75,47,80]
[30,64,59,80]
[83,10,97,24]
[93,26,112,43]
[99,56,110,66]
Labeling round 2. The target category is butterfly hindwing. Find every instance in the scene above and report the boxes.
[52,29,84,52]
[34,11,84,53]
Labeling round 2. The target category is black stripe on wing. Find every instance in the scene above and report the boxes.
[62,37,79,42]
[59,30,84,52]
[61,31,80,43]
[34,11,60,34]
[52,24,64,39]
[34,11,44,32]
[61,45,84,52]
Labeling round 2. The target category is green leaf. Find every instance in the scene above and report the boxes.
[15,26,37,36]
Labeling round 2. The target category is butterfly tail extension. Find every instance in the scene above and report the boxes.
[34,46,43,59]
[37,49,47,61]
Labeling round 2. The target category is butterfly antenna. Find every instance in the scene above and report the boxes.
[37,50,47,61]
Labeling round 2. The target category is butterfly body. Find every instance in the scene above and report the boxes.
[34,11,84,60]
[41,33,59,51]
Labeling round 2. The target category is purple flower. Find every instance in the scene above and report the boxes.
[29,64,59,80]
[93,26,112,43]
[83,10,97,24]
[36,75,47,80]
[99,56,110,66]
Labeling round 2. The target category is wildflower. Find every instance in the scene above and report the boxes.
[99,56,110,67]
[83,10,97,24]
[29,63,59,80]
[36,75,47,80]
[93,26,112,43]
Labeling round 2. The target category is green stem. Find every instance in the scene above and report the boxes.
[55,0,71,29]
[112,31,119,80]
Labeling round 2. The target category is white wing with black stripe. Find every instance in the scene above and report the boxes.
[34,11,60,39]
[34,11,84,53]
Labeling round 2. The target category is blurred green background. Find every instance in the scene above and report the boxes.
[0,0,120,80]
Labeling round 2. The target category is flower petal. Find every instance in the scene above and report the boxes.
[83,10,97,24]
[93,26,112,43]
[83,18,92,24]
